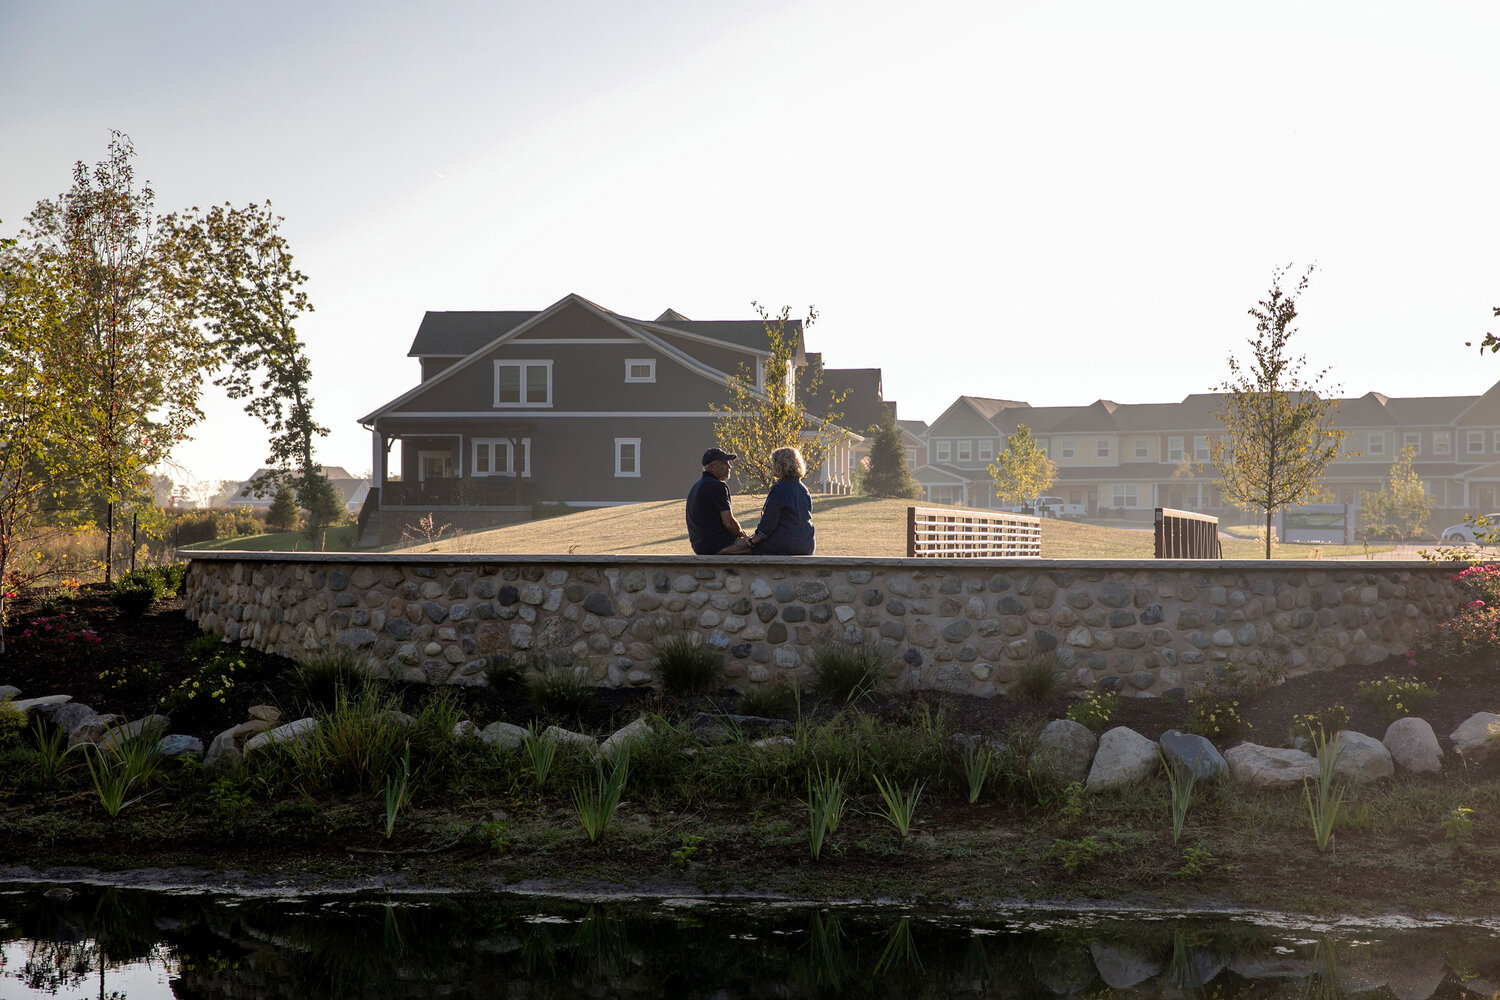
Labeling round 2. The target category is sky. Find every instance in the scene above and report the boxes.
[3,0,1498,496]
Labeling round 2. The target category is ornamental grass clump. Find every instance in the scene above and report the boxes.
[523,653,597,721]
[808,643,888,704]
[871,772,924,839]
[806,765,849,860]
[651,636,724,697]
[736,682,799,720]
[1015,652,1063,702]
[573,753,630,843]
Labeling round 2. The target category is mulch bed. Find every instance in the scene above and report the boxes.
[1,585,1495,753]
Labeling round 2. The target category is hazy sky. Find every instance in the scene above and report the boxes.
[3,0,1498,492]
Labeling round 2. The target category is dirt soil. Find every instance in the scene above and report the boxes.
[5,585,1500,916]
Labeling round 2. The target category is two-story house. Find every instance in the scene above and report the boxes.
[356,293,869,545]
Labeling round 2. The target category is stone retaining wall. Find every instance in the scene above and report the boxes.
[183,554,1468,699]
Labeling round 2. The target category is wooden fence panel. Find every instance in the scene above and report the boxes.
[906,506,1042,558]
[1154,507,1222,558]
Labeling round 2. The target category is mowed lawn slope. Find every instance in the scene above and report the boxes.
[409,497,1180,558]
[406,496,1392,559]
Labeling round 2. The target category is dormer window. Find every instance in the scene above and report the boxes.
[494,360,552,407]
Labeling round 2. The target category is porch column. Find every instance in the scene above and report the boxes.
[371,428,386,486]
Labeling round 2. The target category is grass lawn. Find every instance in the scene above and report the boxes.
[180,524,361,552]
[401,497,1396,559]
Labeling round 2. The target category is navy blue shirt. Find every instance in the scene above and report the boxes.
[753,478,815,555]
[686,472,736,554]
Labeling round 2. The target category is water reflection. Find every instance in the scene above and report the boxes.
[1,885,1499,999]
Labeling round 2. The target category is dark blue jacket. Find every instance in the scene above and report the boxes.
[754,478,815,555]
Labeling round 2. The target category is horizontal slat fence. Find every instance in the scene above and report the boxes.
[1154,507,1222,558]
[907,506,1042,558]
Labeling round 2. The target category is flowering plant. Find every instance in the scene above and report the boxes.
[15,612,101,644]
[1454,563,1500,604]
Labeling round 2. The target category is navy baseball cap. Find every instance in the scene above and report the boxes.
[702,448,737,465]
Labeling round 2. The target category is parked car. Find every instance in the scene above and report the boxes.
[1439,514,1500,545]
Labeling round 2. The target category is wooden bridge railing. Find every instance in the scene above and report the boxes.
[1154,507,1222,558]
[906,506,1042,558]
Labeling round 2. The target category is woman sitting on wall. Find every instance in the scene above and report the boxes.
[748,446,816,555]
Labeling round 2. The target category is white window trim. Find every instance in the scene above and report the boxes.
[1111,484,1139,508]
[615,438,642,478]
[1167,436,1184,462]
[1134,440,1149,459]
[935,440,951,462]
[1059,439,1075,460]
[624,359,656,383]
[978,440,993,461]
[1193,435,1210,461]
[1435,432,1452,455]
[471,437,531,478]
[1404,432,1422,455]
[1096,438,1110,459]
[493,359,553,408]
[957,440,973,462]
[1467,430,1484,454]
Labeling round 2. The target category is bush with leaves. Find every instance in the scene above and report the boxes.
[111,568,166,616]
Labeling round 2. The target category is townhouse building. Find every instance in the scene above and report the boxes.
[911,382,1500,529]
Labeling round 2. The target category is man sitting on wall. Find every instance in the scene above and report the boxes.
[686,448,753,555]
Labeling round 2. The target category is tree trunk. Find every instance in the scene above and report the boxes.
[1264,509,1273,560]
[105,501,114,584]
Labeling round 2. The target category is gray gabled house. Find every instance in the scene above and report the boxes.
[356,293,867,545]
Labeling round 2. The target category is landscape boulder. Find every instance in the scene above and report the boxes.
[542,725,597,751]
[1449,712,1500,762]
[1330,730,1393,784]
[479,721,528,750]
[0,685,20,701]
[1085,726,1158,793]
[99,715,170,753]
[1032,719,1097,784]
[204,717,281,772]
[1225,743,1318,790]
[599,718,653,761]
[1382,717,1442,774]
[51,702,109,748]
[244,718,320,755]
[1158,730,1227,781]
[156,734,204,758]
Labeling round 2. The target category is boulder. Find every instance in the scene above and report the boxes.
[51,702,108,748]
[204,717,280,772]
[0,685,20,701]
[244,717,320,754]
[600,718,653,760]
[1158,729,1227,781]
[1383,717,1442,774]
[1225,743,1318,790]
[452,720,479,739]
[1330,730,1393,784]
[479,721,528,750]
[247,705,282,723]
[1085,726,1159,793]
[11,695,71,716]
[541,725,597,751]
[156,734,204,758]
[99,715,170,753]
[1032,719,1097,784]
[1450,712,1500,762]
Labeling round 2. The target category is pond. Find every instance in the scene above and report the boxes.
[2,884,1498,999]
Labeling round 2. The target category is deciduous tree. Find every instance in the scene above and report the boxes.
[20,133,208,579]
[165,201,332,542]
[1359,445,1432,543]
[860,411,922,499]
[710,304,848,492]
[1209,265,1346,558]
[987,424,1056,507]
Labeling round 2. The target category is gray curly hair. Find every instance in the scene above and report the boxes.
[770,446,806,479]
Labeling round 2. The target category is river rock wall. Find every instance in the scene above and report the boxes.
[183,554,1467,698]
